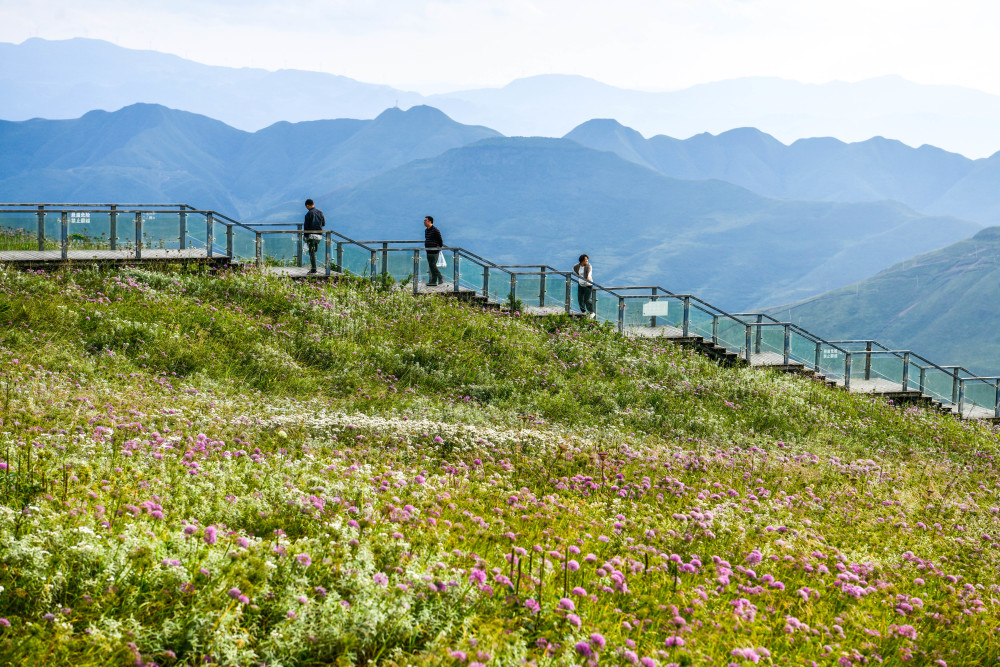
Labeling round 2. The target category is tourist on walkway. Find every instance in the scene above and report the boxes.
[573,254,596,316]
[303,199,326,274]
[424,216,445,286]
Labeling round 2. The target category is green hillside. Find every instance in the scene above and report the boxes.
[772,226,1000,375]
[1,265,998,665]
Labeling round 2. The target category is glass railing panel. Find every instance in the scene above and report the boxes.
[382,248,418,284]
[816,344,847,383]
[513,273,542,308]
[43,209,63,249]
[63,210,111,253]
[918,366,958,406]
[339,243,373,276]
[859,354,903,391]
[457,255,486,295]
[139,211,183,252]
[262,232,299,267]
[545,274,569,311]
[184,213,209,257]
[687,302,717,340]
[0,210,50,252]
[621,296,649,329]
[788,330,818,369]
[228,225,259,264]
[487,271,513,306]
[716,316,748,357]
[593,288,618,323]
[961,380,998,418]
[750,325,787,365]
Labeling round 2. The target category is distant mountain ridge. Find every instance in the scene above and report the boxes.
[565,119,1000,226]
[0,103,500,216]
[6,38,1000,157]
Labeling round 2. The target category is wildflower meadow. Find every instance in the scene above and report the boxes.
[0,264,998,666]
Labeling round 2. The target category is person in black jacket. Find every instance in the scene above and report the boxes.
[303,199,326,274]
[423,216,445,286]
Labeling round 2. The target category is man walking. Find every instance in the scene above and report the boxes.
[573,254,596,316]
[423,216,445,286]
[303,199,325,274]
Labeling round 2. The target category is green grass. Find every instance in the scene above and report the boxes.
[0,264,998,666]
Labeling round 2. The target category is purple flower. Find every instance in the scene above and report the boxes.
[295,553,312,567]
[589,633,606,649]
[373,572,389,587]
[557,597,575,611]
[567,613,582,628]
[0,618,9,627]
[525,599,540,614]
[203,526,217,545]
[575,642,593,658]
[227,587,242,600]
[640,658,656,667]
[744,550,762,565]
[571,586,588,597]
[450,650,467,661]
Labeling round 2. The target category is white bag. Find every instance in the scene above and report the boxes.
[436,252,447,268]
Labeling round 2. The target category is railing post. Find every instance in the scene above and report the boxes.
[592,290,598,316]
[110,204,118,251]
[324,233,332,276]
[919,367,926,394]
[336,243,344,273]
[226,224,234,259]
[782,324,791,365]
[413,250,420,295]
[510,274,517,307]
[754,314,763,353]
[682,296,690,337]
[453,250,460,293]
[539,266,546,306]
[845,352,852,392]
[60,211,68,260]
[958,380,965,417]
[994,380,1000,419]
[564,275,571,313]
[178,205,186,250]
[618,296,625,334]
[901,352,910,391]
[201,212,213,258]
[255,233,262,267]
[814,341,822,372]
[369,250,377,281]
[295,224,304,267]
[650,289,657,328]
[712,314,719,344]
[951,368,960,405]
[484,266,491,300]
[744,325,752,364]
[864,341,872,380]
[37,205,45,251]
[381,242,389,277]
[134,212,143,260]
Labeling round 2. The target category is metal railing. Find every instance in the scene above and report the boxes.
[3,202,998,419]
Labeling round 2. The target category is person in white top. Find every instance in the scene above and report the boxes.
[573,254,596,316]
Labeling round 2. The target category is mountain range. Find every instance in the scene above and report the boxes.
[6,37,1000,158]
[565,120,1000,226]
[0,103,981,311]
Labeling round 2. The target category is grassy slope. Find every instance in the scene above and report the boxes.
[0,264,998,666]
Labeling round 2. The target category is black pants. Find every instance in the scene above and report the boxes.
[306,237,321,270]
[426,250,445,284]
[578,285,595,313]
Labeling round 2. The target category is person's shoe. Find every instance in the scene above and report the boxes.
[307,268,317,274]
[426,281,438,287]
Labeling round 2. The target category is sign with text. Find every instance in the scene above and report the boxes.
[642,301,669,317]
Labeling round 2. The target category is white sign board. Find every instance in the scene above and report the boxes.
[642,301,670,317]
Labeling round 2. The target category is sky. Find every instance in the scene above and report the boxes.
[2,0,1000,94]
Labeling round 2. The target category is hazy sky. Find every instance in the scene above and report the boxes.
[3,0,1000,93]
